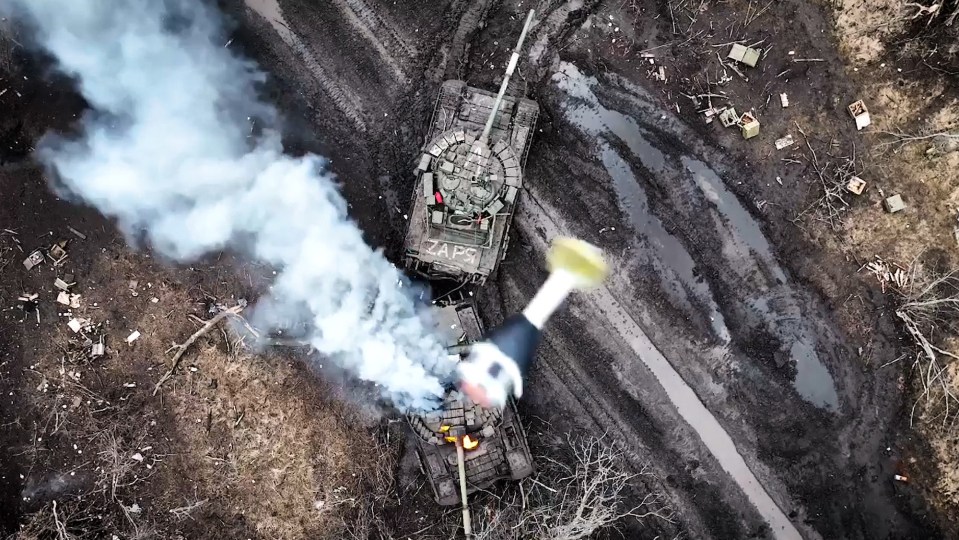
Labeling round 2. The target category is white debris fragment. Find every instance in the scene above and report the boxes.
[67,318,83,333]
[848,100,871,130]
[70,294,81,309]
[91,339,105,358]
[57,291,71,305]
[23,250,44,270]
[846,176,866,195]
[131,452,144,462]
[54,278,72,291]
[126,330,141,343]
[774,134,795,150]
[780,93,789,108]
[123,382,136,388]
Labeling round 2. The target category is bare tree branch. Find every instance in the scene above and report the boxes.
[473,435,674,540]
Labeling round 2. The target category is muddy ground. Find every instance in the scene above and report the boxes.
[2,0,955,538]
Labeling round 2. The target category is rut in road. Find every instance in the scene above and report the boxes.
[330,0,409,82]
[244,0,368,131]
[514,186,810,540]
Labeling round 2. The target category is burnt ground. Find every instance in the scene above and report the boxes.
[0,0,953,539]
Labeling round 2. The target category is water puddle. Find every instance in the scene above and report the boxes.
[553,61,839,411]
[790,340,840,410]
[554,63,729,342]
[600,146,731,342]
[517,192,805,540]
[682,157,786,284]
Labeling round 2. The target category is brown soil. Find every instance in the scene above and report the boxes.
[0,162,407,538]
[3,0,959,538]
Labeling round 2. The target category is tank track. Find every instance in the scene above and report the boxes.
[337,0,417,59]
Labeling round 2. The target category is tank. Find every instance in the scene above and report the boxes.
[407,301,534,506]
[403,10,539,287]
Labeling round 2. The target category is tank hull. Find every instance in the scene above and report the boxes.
[403,80,538,286]
[407,302,535,506]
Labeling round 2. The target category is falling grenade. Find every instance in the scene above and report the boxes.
[456,237,608,408]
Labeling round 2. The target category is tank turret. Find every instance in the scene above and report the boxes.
[403,10,539,286]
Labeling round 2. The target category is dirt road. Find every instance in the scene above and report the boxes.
[0,0,944,538]
[226,0,940,538]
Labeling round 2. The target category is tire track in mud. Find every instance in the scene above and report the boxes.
[514,188,810,540]
[437,0,494,80]
[498,270,724,539]
[337,0,417,59]
[244,0,368,131]
[330,0,410,82]
[550,62,844,412]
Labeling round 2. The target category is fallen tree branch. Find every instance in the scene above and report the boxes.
[875,129,959,152]
[153,305,244,395]
[894,263,959,430]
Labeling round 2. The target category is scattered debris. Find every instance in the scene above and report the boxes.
[57,291,71,306]
[719,107,739,128]
[131,452,145,463]
[129,280,139,297]
[780,93,789,108]
[866,257,909,291]
[848,100,871,130]
[91,337,105,358]
[126,330,141,344]
[775,134,795,150]
[846,176,867,195]
[66,226,87,240]
[48,240,68,265]
[18,293,39,318]
[894,474,909,483]
[727,44,761,67]
[54,277,73,291]
[67,318,84,333]
[739,112,760,139]
[23,250,44,270]
[884,194,905,213]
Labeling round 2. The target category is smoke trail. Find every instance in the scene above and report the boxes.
[6,0,454,411]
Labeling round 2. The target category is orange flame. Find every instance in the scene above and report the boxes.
[463,435,479,450]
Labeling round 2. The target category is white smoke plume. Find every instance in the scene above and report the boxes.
[6,0,454,411]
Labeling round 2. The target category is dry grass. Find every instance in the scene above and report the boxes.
[924,362,959,509]
[7,242,400,540]
[157,331,390,540]
[832,76,959,270]
[833,0,905,63]
[824,1,959,533]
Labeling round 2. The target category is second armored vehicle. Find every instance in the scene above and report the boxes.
[407,301,534,505]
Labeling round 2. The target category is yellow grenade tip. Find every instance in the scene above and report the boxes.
[547,237,608,288]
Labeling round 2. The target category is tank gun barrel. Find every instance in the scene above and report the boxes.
[477,9,535,147]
